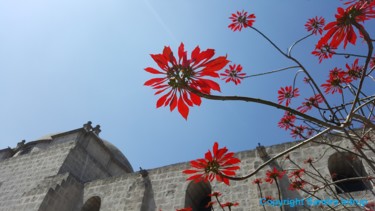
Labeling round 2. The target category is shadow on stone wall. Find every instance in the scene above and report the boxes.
[140,169,156,211]
[260,154,307,211]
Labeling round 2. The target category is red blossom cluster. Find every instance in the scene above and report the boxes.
[312,42,337,63]
[262,196,274,203]
[265,167,286,184]
[297,94,324,113]
[288,179,307,191]
[252,178,262,185]
[290,125,308,139]
[370,57,375,69]
[288,169,305,179]
[319,2,375,49]
[321,67,351,94]
[278,112,296,130]
[344,0,374,6]
[305,16,325,35]
[209,191,222,197]
[205,201,216,208]
[228,10,256,32]
[277,86,300,107]
[304,157,314,164]
[144,43,229,119]
[254,167,308,192]
[206,191,238,209]
[221,202,240,208]
[220,64,246,85]
[182,142,240,185]
[318,59,366,95]
[145,1,375,209]
[278,112,314,139]
[312,1,375,63]
[345,58,363,81]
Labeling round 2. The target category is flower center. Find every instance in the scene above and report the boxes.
[339,8,360,26]
[331,78,341,86]
[229,70,237,78]
[237,15,247,25]
[167,65,194,88]
[205,160,220,173]
[349,69,361,78]
[312,21,320,29]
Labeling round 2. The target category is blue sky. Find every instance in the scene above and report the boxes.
[0,0,373,170]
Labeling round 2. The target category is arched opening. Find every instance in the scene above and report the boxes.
[185,181,212,211]
[328,152,371,193]
[81,196,101,211]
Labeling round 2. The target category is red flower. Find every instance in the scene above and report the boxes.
[262,196,274,203]
[205,201,216,208]
[319,4,375,48]
[220,64,246,85]
[176,208,192,211]
[144,43,229,119]
[306,129,315,138]
[252,178,262,185]
[331,172,338,179]
[221,202,239,208]
[364,201,375,211]
[344,0,375,7]
[321,67,351,94]
[345,58,362,81]
[208,191,222,197]
[182,142,241,185]
[290,125,307,139]
[288,179,307,191]
[305,16,325,35]
[265,167,286,184]
[278,86,300,107]
[278,112,296,130]
[297,94,324,113]
[345,0,375,10]
[370,57,375,69]
[288,169,305,179]
[303,77,311,84]
[304,157,314,164]
[228,10,256,32]
[312,42,336,63]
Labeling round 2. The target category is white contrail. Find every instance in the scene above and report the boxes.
[143,0,179,45]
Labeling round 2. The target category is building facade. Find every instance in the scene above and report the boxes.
[0,122,373,211]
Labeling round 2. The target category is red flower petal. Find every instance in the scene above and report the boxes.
[144,67,163,74]
[156,92,170,108]
[170,95,177,111]
[178,43,185,63]
[190,93,201,106]
[178,97,189,120]
[144,78,166,86]
[202,56,230,73]
[150,54,168,70]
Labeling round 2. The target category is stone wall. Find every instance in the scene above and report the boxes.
[0,140,75,211]
[38,173,83,211]
[81,136,373,211]
[0,126,373,211]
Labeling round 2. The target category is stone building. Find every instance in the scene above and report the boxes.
[0,122,373,211]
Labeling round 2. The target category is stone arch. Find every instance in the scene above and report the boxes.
[328,151,371,193]
[185,181,212,211]
[81,196,101,211]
